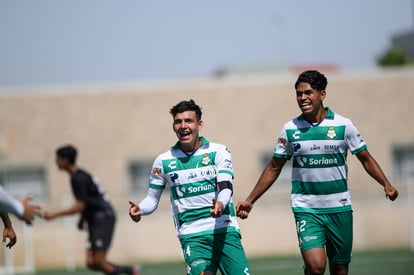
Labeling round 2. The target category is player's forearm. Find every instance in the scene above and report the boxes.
[246,166,280,204]
[0,187,24,218]
[357,150,391,188]
[216,189,232,207]
[139,188,162,215]
[1,213,13,228]
[245,182,272,204]
[361,156,390,187]
[56,201,85,217]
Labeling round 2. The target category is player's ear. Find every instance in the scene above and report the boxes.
[198,119,204,130]
[320,89,327,100]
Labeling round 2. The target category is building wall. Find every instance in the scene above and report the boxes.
[0,68,413,268]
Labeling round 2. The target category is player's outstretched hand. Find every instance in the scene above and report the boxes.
[42,211,58,221]
[236,201,253,220]
[129,201,142,223]
[385,184,399,201]
[20,195,42,225]
[210,199,224,218]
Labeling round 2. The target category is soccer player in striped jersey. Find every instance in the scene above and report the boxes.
[129,99,251,275]
[236,70,398,275]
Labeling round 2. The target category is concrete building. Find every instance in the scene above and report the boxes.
[0,68,413,270]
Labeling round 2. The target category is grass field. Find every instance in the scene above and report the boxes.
[30,249,414,275]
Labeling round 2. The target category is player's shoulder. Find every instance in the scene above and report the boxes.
[206,140,227,150]
[71,168,93,186]
[155,149,174,160]
[331,111,354,125]
[72,168,91,179]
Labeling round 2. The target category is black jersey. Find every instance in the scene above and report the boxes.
[70,168,114,221]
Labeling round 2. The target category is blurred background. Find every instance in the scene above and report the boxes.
[0,0,414,274]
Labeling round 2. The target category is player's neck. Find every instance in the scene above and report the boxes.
[66,164,77,174]
[305,107,326,125]
[180,138,201,156]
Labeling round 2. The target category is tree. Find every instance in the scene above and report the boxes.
[377,47,407,66]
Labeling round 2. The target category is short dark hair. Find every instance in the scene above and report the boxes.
[295,70,328,92]
[56,145,77,164]
[170,99,202,121]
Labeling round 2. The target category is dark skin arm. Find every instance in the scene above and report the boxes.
[356,149,398,201]
[1,213,17,249]
[43,200,86,220]
[236,157,287,219]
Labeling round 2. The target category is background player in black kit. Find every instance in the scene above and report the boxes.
[44,145,139,275]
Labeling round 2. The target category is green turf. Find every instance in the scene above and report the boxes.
[27,248,414,274]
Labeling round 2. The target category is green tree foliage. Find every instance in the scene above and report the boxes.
[377,47,407,66]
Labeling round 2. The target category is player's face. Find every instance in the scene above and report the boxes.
[55,156,69,170]
[296,82,326,120]
[172,111,203,151]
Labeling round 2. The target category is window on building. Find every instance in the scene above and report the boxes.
[393,145,414,183]
[0,166,47,202]
[128,160,154,194]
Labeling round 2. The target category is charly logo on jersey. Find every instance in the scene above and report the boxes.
[326,126,337,139]
[292,130,301,140]
[168,160,177,170]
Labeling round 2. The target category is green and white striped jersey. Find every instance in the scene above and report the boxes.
[149,137,240,239]
[273,107,367,214]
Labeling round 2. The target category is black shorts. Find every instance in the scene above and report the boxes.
[87,210,116,251]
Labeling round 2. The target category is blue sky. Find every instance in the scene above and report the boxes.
[0,1,413,88]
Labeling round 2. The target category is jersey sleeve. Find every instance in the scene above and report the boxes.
[71,174,89,202]
[345,120,367,154]
[273,128,293,159]
[214,146,234,183]
[148,155,168,190]
[0,186,24,218]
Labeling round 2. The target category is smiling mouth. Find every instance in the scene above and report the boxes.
[178,130,191,139]
[300,102,312,110]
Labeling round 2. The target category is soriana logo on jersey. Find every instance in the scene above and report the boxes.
[173,182,215,199]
